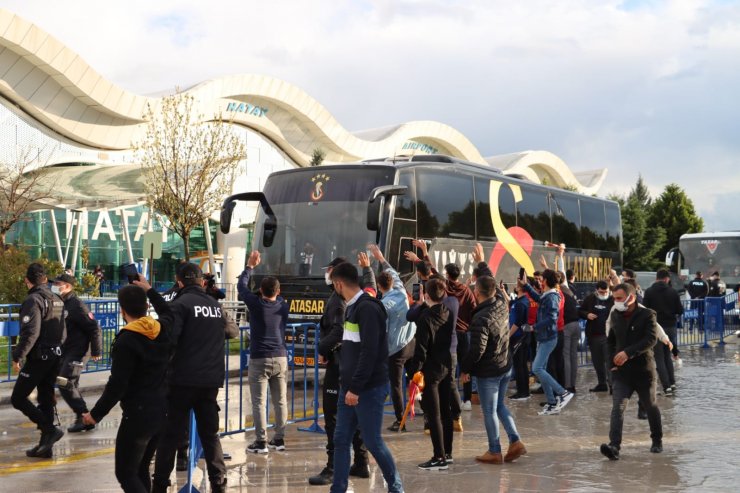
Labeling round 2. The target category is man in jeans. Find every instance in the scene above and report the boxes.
[329,262,403,493]
[461,276,527,464]
[521,270,573,416]
[508,281,531,400]
[368,245,416,432]
[238,251,289,453]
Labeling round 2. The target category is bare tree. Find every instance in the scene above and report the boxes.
[0,147,53,248]
[133,92,246,260]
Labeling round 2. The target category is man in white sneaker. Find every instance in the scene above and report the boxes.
[520,270,573,415]
[237,251,289,455]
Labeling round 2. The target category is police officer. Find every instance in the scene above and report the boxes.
[708,271,727,297]
[52,273,103,433]
[10,263,66,458]
[152,263,238,493]
[687,271,709,300]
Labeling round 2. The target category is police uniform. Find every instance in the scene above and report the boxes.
[152,271,236,493]
[11,265,66,456]
[708,277,726,297]
[58,284,103,430]
[687,276,708,299]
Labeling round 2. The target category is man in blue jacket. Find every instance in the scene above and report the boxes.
[368,244,415,432]
[329,262,404,493]
[238,251,290,454]
[520,269,573,416]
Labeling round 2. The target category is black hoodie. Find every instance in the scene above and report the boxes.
[643,281,683,329]
[407,302,451,382]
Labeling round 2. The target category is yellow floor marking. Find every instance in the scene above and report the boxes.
[0,447,115,476]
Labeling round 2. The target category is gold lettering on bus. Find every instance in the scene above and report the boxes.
[565,256,612,282]
[289,299,325,315]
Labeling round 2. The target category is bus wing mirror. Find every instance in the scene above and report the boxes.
[263,215,277,248]
[367,185,408,231]
[220,201,237,234]
[220,193,277,247]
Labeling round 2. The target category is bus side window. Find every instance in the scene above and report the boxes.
[605,203,621,252]
[397,236,417,279]
[475,177,516,241]
[416,170,475,239]
[517,186,551,243]
[551,192,582,249]
[580,198,607,251]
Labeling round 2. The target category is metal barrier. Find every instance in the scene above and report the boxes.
[220,322,324,436]
[1,300,122,383]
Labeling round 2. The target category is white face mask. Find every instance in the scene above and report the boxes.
[51,285,62,295]
[324,271,332,285]
[597,293,609,301]
[614,298,630,312]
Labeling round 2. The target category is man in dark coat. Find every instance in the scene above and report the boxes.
[643,270,683,394]
[600,283,663,460]
[52,273,103,433]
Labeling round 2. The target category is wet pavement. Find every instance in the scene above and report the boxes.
[0,338,738,492]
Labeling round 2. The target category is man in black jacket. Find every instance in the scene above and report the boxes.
[687,271,709,300]
[643,270,683,394]
[152,263,238,493]
[579,281,614,392]
[52,274,103,433]
[707,271,727,297]
[329,262,403,493]
[308,257,369,486]
[11,263,66,458]
[461,276,526,465]
[600,283,662,460]
[83,281,171,492]
[407,277,452,471]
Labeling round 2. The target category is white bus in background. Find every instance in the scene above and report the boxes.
[666,232,740,292]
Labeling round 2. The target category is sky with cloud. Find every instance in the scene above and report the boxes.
[3,0,739,231]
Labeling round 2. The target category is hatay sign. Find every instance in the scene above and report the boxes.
[65,208,171,244]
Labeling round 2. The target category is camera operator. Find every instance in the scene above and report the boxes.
[204,273,226,300]
[52,273,103,433]
[11,263,66,458]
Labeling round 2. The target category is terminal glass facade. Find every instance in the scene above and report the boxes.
[1,97,297,283]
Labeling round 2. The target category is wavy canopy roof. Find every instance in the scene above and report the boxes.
[0,8,606,203]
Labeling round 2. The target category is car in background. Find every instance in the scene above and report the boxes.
[635,271,657,292]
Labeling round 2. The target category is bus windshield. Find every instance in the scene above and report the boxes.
[680,235,740,285]
[252,166,395,277]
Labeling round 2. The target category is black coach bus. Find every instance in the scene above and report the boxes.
[221,155,622,317]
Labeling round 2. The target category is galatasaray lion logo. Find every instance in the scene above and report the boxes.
[311,173,329,201]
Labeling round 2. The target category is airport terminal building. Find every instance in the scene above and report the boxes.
[0,10,607,285]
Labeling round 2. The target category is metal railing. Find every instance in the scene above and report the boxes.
[1,300,122,383]
[220,323,324,436]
